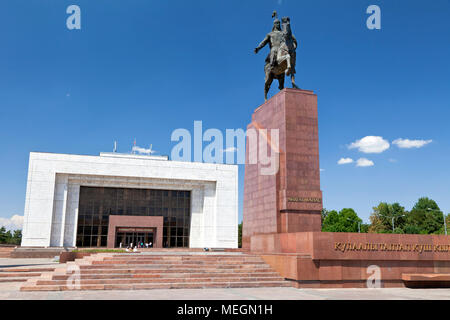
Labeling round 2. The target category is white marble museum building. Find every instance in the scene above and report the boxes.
[21,152,238,249]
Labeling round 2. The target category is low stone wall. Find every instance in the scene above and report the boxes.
[253,232,450,288]
[0,245,16,258]
[59,252,92,263]
[10,247,69,259]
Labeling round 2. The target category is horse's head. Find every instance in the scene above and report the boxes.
[281,17,292,34]
[282,17,290,24]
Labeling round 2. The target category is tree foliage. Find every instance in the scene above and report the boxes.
[322,208,362,233]
[321,208,330,226]
[321,197,448,235]
[367,198,447,235]
[0,227,21,245]
[404,197,444,234]
[368,202,406,233]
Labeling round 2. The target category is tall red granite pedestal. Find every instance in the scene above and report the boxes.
[243,88,323,250]
[243,88,450,288]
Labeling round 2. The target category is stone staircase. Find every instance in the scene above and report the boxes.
[0,246,15,258]
[0,267,56,283]
[21,252,292,291]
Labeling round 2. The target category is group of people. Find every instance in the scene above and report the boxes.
[119,241,153,251]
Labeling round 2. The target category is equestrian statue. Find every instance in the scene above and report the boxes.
[254,11,300,101]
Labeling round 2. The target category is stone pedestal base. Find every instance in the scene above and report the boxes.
[280,212,322,233]
[250,232,450,288]
[243,88,323,249]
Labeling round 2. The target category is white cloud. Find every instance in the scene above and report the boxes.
[320,168,325,172]
[348,136,390,154]
[0,215,23,230]
[392,138,432,149]
[388,158,398,163]
[338,158,354,165]
[356,158,374,167]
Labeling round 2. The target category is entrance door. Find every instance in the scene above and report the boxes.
[126,233,134,247]
[146,233,154,247]
[136,233,144,247]
[115,227,156,248]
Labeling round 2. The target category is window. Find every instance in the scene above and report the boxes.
[76,186,191,248]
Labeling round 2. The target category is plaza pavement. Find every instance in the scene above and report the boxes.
[1,258,450,300]
[2,281,450,300]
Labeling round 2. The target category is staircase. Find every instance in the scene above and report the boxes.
[21,252,292,291]
[0,267,56,283]
[0,246,15,258]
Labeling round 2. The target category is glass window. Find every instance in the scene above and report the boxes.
[77,186,191,248]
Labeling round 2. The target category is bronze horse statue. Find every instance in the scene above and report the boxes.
[255,15,299,101]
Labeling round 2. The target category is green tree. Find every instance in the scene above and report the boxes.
[322,208,363,233]
[11,230,22,245]
[404,197,444,234]
[238,222,242,248]
[0,227,21,245]
[4,230,12,244]
[0,227,7,244]
[360,223,370,233]
[368,202,406,233]
[321,208,330,226]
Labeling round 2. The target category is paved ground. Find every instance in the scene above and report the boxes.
[1,258,450,300]
[1,282,450,300]
[0,258,60,269]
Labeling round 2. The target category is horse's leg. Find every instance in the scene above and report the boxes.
[278,75,285,90]
[290,72,299,89]
[265,73,274,102]
[285,55,292,76]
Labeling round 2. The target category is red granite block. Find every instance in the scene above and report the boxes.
[297,258,319,281]
[318,261,342,281]
[243,89,322,241]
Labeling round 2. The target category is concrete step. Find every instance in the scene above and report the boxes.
[20,253,292,291]
[77,268,275,274]
[105,255,261,259]
[0,272,42,278]
[21,281,293,291]
[0,278,30,283]
[36,276,285,286]
[0,268,55,273]
[92,260,266,264]
[82,263,270,269]
[0,267,56,283]
[99,259,265,264]
[53,272,280,280]
[0,248,14,258]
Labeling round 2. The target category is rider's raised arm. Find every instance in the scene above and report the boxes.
[255,34,270,53]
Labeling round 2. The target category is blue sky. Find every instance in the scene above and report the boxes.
[0,0,449,228]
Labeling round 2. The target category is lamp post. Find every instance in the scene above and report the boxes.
[392,215,406,232]
[347,218,361,233]
[445,214,448,236]
[427,208,448,236]
[379,214,405,233]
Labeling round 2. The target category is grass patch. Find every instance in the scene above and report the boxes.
[72,249,127,253]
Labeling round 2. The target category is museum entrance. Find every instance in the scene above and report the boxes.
[115,227,155,248]
[77,187,191,248]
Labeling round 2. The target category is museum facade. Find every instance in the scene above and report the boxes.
[21,152,238,249]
